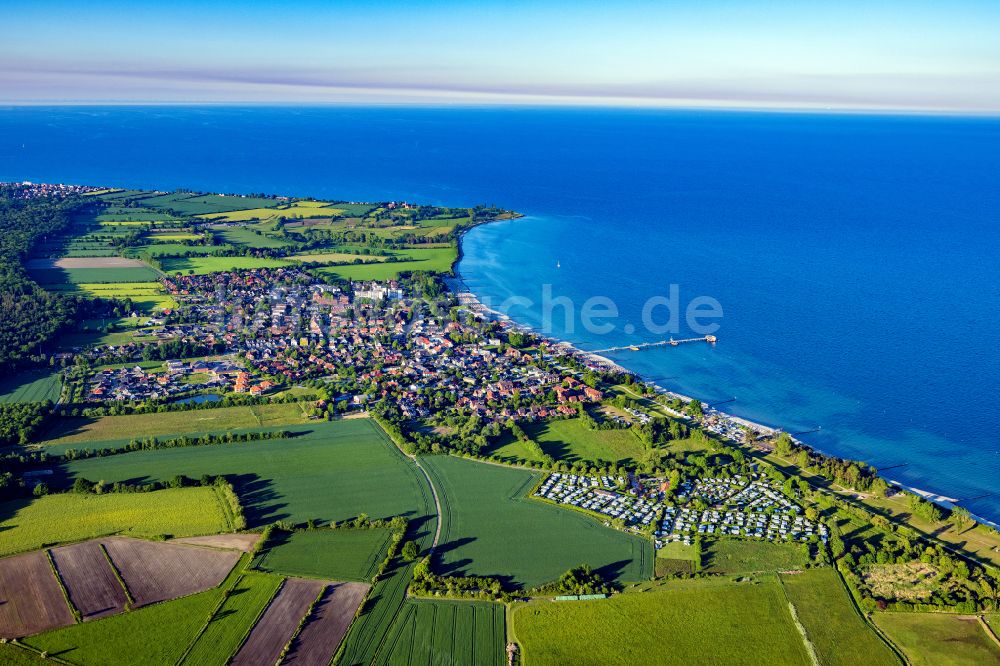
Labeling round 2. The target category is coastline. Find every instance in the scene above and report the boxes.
[449,221,998,532]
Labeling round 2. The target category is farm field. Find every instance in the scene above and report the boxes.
[335,463,437,665]
[103,537,241,607]
[420,455,652,589]
[0,368,61,403]
[0,550,76,638]
[779,568,900,666]
[319,246,457,281]
[160,255,292,274]
[288,251,387,264]
[254,528,393,582]
[199,201,332,222]
[704,539,808,573]
[61,418,434,527]
[50,540,129,621]
[128,242,231,257]
[26,257,161,284]
[215,226,298,248]
[0,488,231,556]
[135,193,282,215]
[182,572,283,666]
[526,417,646,466]
[374,599,505,666]
[44,281,176,314]
[873,612,1000,666]
[284,582,369,666]
[230,577,325,666]
[173,533,261,552]
[36,401,309,446]
[24,558,245,666]
[511,577,812,665]
[146,231,201,241]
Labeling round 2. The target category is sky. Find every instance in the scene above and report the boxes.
[2,0,1000,111]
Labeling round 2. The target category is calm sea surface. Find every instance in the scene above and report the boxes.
[2,106,998,519]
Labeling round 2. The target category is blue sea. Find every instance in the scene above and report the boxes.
[2,106,999,520]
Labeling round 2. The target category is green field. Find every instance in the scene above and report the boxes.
[529,418,645,466]
[254,528,393,581]
[375,599,505,666]
[215,226,297,249]
[0,644,46,664]
[61,419,433,527]
[289,251,387,264]
[704,539,808,573]
[780,568,901,666]
[147,232,201,241]
[421,455,652,589]
[511,577,812,665]
[320,246,457,280]
[44,281,176,314]
[873,612,1000,666]
[654,541,697,576]
[0,487,230,556]
[160,255,292,275]
[33,264,161,284]
[181,571,283,666]
[199,201,332,222]
[24,555,246,665]
[138,193,282,215]
[37,402,309,445]
[0,369,61,403]
[128,243,233,257]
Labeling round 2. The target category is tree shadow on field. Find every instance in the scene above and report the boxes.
[431,536,477,577]
[594,558,632,584]
[224,473,287,527]
[406,511,436,543]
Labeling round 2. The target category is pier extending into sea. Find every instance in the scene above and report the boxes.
[588,335,717,354]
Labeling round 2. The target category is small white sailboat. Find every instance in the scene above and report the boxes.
[556,260,561,269]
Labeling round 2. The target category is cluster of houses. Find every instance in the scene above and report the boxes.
[87,358,243,402]
[534,473,660,528]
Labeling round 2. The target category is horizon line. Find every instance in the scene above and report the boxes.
[3,99,1000,119]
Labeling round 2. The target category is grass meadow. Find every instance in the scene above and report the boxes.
[704,539,808,573]
[420,454,652,589]
[780,568,901,666]
[511,577,812,665]
[873,612,1000,666]
[0,487,230,556]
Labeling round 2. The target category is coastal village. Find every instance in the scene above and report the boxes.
[4,182,999,666]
